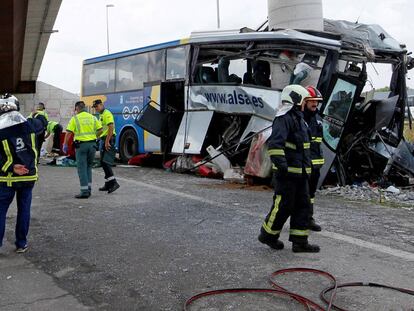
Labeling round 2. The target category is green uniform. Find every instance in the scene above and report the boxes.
[66,111,102,195]
[98,109,119,191]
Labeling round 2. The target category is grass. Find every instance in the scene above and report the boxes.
[403,121,414,142]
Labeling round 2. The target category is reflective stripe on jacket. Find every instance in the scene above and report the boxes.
[66,111,102,141]
[0,120,41,187]
[307,113,324,169]
[267,108,312,178]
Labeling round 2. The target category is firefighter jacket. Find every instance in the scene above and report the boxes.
[0,117,44,187]
[304,109,324,169]
[28,110,48,126]
[267,108,312,178]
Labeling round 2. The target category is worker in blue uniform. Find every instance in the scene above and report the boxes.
[0,94,44,253]
[258,85,320,253]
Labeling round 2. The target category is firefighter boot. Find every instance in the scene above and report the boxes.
[258,230,284,250]
[309,218,322,232]
[292,242,320,253]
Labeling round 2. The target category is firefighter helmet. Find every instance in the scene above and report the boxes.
[305,86,323,101]
[0,94,19,113]
[281,84,310,106]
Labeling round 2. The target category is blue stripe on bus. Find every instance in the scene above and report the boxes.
[84,39,182,64]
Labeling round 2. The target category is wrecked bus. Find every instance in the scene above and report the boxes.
[81,19,413,186]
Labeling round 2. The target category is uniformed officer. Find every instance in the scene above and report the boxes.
[92,99,120,194]
[62,101,102,199]
[0,94,44,253]
[45,120,63,153]
[304,86,324,232]
[258,84,320,253]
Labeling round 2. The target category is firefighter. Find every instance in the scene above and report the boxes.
[0,94,44,253]
[28,103,49,159]
[304,86,324,232]
[62,101,102,199]
[92,99,120,194]
[258,84,320,253]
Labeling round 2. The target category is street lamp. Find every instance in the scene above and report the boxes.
[106,4,114,54]
[216,0,220,29]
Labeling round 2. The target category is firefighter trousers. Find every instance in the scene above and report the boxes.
[309,169,320,220]
[262,176,310,243]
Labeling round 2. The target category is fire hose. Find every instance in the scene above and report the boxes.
[183,267,414,310]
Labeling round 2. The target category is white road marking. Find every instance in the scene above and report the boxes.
[112,174,414,262]
[317,231,414,261]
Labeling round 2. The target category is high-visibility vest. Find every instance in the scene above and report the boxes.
[99,109,116,137]
[66,111,102,141]
[47,121,58,133]
[29,110,49,122]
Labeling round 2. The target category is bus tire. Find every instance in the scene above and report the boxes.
[119,128,139,163]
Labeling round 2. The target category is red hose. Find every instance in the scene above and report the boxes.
[183,267,414,310]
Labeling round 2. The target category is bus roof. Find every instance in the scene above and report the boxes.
[83,29,341,65]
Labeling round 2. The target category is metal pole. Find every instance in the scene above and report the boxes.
[216,0,220,29]
[106,4,114,54]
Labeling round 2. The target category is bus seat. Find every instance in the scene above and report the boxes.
[119,78,132,90]
[96,81,108,92]
[84,82,96,93]
[195,66,217,84]
[108,79,115,90]
[253,60,271,87]
[243,72,254,84]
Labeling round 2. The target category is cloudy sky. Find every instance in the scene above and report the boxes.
[38,0,414,94]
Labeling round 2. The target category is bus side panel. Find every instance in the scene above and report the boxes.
[143,85,162,153]
[101,91,145,153]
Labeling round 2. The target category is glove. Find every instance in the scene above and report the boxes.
[62,144,68,154]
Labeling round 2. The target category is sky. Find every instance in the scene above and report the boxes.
[38,0,414,94]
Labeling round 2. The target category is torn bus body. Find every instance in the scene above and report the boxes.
[136,19,413,185]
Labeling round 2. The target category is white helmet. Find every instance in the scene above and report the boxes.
[281,84,309,106]
[0,94,19,114]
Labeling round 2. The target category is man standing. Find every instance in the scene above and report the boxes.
[63,101,102,199]
[0,94,44,253]
[92,99,120,193]
[304,86,324,232]
[45,120,63,153]
[258,85,320,253]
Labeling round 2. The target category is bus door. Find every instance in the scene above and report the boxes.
[160,80,185,155]
[141,83,162,153]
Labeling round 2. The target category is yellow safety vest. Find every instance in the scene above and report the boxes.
[66,111,102,141]
[99,109,116,137]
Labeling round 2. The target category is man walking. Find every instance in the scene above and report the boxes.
[63,101,102,199]
[258,85,320,253]
[92,99,120,193]
[0,94,44,253]
[304,86,324,232]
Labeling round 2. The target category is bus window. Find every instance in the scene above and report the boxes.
[166,47,187,80]
[82,60,115,95]
[148,50,165,82]
[116,54,148,92]
[217,58,244,84]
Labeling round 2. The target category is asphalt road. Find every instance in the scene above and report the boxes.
[1,163,413,310]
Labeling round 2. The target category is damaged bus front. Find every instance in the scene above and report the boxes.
[83,19,412,184]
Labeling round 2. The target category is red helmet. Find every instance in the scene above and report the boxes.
[305,86,323,101]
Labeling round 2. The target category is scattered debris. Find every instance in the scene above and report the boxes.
[319,184,414,207]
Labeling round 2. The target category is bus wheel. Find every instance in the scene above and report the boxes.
[119,128,139,163]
